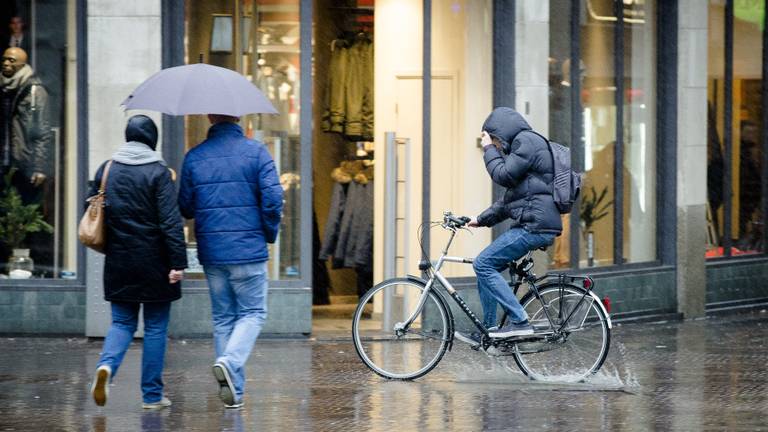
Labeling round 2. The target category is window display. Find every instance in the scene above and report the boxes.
[0,1,76,279]
[706,0,765,258]
[549,0,657,268]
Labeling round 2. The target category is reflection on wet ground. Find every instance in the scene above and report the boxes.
[1,311,767,431]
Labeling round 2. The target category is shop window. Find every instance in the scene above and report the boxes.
[0,1,77,280]
[706,0,765,259]
[549,0,657,269]
[185,0,301,279]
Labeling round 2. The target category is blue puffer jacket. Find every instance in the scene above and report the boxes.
[477,107,562,235]
[178,122,284,265]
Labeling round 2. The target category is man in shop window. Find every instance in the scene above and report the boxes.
[0,47,52,271]
[7,17,30,54]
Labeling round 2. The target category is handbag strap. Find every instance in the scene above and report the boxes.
[98,160,113,194]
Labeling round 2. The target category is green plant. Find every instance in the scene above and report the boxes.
[580,185,613,237]
[0,168,53,250]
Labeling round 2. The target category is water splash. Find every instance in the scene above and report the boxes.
[441,340,638,394]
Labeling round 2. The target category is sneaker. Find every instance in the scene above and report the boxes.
[488,321,534,338]
[225,400,245,409]
[142,396,172,410]
[212,362,236,406]
[91,365,111,407]
[453,331,481,347]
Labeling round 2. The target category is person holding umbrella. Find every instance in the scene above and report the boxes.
[123,63,283,409]
[178,114,283,409]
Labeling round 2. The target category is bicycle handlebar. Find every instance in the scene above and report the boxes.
[442,212,471,229]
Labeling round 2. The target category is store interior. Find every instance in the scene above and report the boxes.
[311,0,376,331]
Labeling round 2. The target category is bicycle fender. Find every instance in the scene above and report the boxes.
[588,291,612,329]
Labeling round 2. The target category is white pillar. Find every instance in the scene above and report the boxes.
[676,0,708,318]
[515,0,550,272]
[85,0,162,336]
[515,0,550,136]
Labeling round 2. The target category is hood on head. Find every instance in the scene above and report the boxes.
[481,107,531,153]
[125,115,158,150]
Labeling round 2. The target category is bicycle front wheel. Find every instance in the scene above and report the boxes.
[513,283,611,382]
[352,278,450,380]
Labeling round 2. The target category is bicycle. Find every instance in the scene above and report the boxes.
[352,211,612,382]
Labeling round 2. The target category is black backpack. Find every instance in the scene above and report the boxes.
[524,131,582,214]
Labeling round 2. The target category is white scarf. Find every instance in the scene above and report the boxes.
[112,141,165,166]
[1,64,33,91]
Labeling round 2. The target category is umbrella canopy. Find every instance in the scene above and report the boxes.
[121,63,278,116]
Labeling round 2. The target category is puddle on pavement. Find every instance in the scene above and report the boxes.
[437,341,639,395]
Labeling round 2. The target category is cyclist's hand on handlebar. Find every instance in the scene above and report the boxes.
[468,218,480,228]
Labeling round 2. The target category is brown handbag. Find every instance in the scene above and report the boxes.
[78,161,113,253]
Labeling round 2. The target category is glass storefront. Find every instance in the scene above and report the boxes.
[707,0,765,258]
[0,0,78,280]
[549,0,657,269]
[184,0,302,280]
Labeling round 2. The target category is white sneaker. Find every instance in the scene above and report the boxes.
[143,396,172,410]
[489,321,534,338]
[91,365,111,407]
[225,400,245,409]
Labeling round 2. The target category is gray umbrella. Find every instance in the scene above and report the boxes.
[121,63,278,116]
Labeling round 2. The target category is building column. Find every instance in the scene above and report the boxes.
[676,0,708,318]
[85,0,162,336]
[514,0,549,135]
[515,0,550,272]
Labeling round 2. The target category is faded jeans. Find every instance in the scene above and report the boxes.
[97,301,171,403]
[204,261,268,401]
[473,228,555,327]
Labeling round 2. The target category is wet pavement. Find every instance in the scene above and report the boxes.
[1,311,768,431]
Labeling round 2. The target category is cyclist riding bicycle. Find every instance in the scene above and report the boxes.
[458,107,562,344]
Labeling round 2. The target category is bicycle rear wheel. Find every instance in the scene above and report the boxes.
[352,278,450,380]
[512,283,611,382]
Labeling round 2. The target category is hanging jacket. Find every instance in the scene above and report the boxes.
[477,107,562,235]
[360,41,374,140]
[319,167,351,261]
[351,173,373,270]
[322,42,348,134]
[344,40,366,140]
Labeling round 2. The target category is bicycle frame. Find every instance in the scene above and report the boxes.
[397,226,612,339]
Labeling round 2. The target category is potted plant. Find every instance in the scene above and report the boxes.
[0,168,53,276]
[580,185,613,266]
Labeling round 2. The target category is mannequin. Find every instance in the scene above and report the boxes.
[1,47,50,192]
[0,47,52,273]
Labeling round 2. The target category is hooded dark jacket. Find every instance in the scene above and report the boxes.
[477,107,562,235]
[87,116,188,303]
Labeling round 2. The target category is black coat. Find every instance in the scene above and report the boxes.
[477,107,563,235]
[88,158,188,303]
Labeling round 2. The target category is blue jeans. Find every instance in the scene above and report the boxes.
[204,261,268,401]
[97,301,171,403]
[473,228,555,327]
